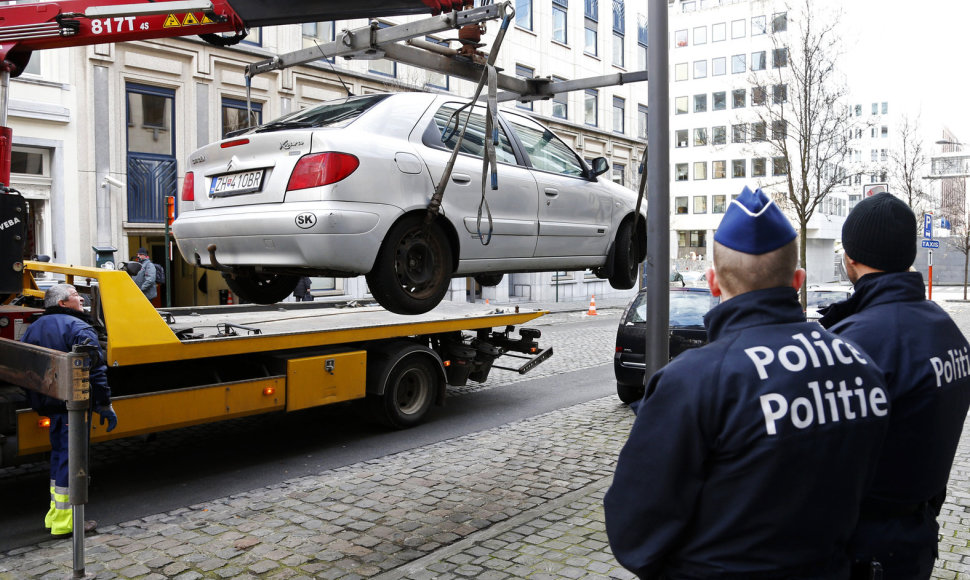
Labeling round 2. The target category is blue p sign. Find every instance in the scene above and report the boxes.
[924,214,933,239]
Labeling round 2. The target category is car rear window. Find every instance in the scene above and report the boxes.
[626,291,714,327]
[253,94,389,133]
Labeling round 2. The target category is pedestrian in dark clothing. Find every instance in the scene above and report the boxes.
[133,247,157,300]
[293,276,314,301]
[820,192,970,579]
[604,187,890,579]
[20,284,117,538]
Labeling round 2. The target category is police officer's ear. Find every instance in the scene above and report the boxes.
[791,268,806,291]
[707,267,721,297]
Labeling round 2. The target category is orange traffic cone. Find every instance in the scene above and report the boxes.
[485,298,489,305]
[587,294,598,315]
[227,291,234,305]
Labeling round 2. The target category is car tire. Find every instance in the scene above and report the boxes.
[222,271,299,304]
[366,215,453,315]
[609,219,639,290]
[369,356,438,429]
[474,273,504,287]
[616,382,644,404]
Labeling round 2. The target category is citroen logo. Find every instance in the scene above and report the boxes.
[226,158,235,172]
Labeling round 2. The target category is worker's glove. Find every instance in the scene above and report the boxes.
[96,405,118,433]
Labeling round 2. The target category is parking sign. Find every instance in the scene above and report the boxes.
[924,213,933,239]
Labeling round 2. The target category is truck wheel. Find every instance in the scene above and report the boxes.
[616,382,644,404]
[474,273,504,287]
[371,356,438,428]
[222,271,298,304]
[366,215,453,315]
[609,220,638,290]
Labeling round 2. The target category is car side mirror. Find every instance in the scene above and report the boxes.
[590,157,610,178]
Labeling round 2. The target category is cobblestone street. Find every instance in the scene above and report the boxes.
[3,294,970,578]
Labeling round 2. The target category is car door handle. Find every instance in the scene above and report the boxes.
[544,188,559,197]
[451,173,472,184]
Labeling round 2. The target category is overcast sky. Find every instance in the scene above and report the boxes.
[839,1,970,142]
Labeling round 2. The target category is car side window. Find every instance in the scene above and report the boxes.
[433,104,517,164]
[504,114,585,177]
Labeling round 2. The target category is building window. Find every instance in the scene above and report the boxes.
[872,102,878,115]
[240,27,262,46]
[694,94,707,113]
[772,12,787,33]
[880,149,888,162]
[712,91,726,110]
[221,97,262,138]
[613,96,625,133]
[732,159,746,178]
[613,32,624,67]
[871,149,878,162]
[712,57,726,76]
[732,89,745,108]
[731,19,745,39]
[713,160,726,178]
[552,0,568,43]
[675,196,688,214]
[675,29,688,47]
[752,86,766,106]
[751,51,766,71]
[585,89,599,125]
[773,156,788,176]
[693,195,707,213]
[516,64,535,110]
[752,157,766,177]
[712,22,726,42]
[694,161,707,180]
[637,104,648,140]
[694,25,707,44]
[675,129,688,147]
[675,96,688,114]
[751,15,766,35]
[712,125,726,145]
[368,23,396,77]
[302,22,335,57]
[751,122,767,141]
[675,62,688,81]
[694,60,707,78]
[882,102,888,114]
[612,0,624,67]
[881,125,888,138]
[516,0,533,29]
[675,163,688,181]
[712,194,727,213]
[732,123,746,143]
[773,84,788,103]
[772,120,787,140]
[637,13,647,70]
[613,162,625,185]
[585,0,598,55]
[772,47,788,68]
[552,77,569,119]
[425,37,450,89]
[694,127,708,146]
[732,54,745,74]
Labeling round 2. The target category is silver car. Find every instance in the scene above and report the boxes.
[173,92,646,314]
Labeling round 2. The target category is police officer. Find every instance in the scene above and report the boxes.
[820,193,970,579]
[21,284,117,538]
[604,187,890,579]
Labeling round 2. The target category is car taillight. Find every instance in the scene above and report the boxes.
[221,138,250,148]
[181,171,195,202]
[287,152,360,192]
[615,346,623,353]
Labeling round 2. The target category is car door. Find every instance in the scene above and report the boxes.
[502,112,613,258]
[418,101,539,261]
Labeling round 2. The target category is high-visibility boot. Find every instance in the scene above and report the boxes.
[44,480,55,529]
[49,484,72,536]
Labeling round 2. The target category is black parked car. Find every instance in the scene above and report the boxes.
[614,287,718,403]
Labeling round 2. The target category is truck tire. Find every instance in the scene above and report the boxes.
[370,356,438,428]
[222,271,298,304]
[366,215,453,315]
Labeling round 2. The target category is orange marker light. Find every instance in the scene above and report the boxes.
[443,360,451,367]
[263,387,276,396]
[38,417,51,429]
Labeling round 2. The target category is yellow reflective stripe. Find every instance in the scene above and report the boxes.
[53,492,69,504]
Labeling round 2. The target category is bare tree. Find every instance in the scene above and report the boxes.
[946,197,970,300]
[889,114,932,222]
[753,1,855,307]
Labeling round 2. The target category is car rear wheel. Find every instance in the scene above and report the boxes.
[609,219,639,290]
[367,215,453,315]
[616,383,644,404]
[222,271,299,304]
[474,273,504,287]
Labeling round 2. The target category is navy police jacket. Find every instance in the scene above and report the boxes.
[20,306,111,415]
[821,272,970,525]
[604,287,890,579]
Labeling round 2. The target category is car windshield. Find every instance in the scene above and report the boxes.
[251,94,389,133]
[807,290,851,308]
[628,291,713,328]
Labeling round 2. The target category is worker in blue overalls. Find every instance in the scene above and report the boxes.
[21,283,117,538]
[821,193,970,579]
[604,186,891,579]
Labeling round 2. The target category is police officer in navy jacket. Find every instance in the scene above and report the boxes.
[820,193,970,579]
[604,187,890,579]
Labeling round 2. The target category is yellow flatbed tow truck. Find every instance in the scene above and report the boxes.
[0,262,552,466]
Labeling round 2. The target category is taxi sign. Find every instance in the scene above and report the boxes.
[922,239,940,249]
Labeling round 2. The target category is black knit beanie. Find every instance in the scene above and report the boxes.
[841,192,916,272]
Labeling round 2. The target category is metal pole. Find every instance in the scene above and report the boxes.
[929,249,934,300]
[645,0,670,379]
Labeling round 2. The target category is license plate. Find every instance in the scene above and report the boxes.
[209,170,264,197]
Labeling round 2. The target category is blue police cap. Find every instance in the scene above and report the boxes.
[714,186,796,255]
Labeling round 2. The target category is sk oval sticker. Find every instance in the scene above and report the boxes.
[295,213,317,229]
